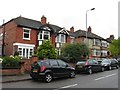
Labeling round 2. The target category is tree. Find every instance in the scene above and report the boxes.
[60,43,89,63]
[37,40,57,59]
[109,38,120,57]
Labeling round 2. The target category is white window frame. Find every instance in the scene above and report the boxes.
[55,34,66,43]
[18,47,34,59]
[70,36,74,44]
[23,28,31,40]
[38,31,50,40]
[14,43,35,59]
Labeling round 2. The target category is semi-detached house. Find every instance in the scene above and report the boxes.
[0,16,113,59]
[0,16,70,59]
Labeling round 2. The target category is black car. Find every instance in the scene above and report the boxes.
[117,58,120,66]
[30,59,76,83]
[101,58,119,70]
[75,59,104,74]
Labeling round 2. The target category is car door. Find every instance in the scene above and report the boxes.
[49,60,60,77]
[92,60,101,72]
[57,60,69,76]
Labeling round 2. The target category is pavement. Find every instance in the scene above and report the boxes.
[1,73,32,83]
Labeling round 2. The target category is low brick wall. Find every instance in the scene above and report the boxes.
[0,56,38,75]
[0,69,21,76]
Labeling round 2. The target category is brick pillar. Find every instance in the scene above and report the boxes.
[30,56,38,64]
[20,61,25,74]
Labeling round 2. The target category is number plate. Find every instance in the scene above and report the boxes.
[33,69,37,72]
[78,66,83,68]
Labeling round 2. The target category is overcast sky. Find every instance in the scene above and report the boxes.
[0,0,119,39]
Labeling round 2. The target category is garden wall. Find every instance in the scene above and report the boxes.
[0,56,38,76]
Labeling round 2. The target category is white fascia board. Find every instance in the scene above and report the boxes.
[58,28,69,35]
[13,43,35,47]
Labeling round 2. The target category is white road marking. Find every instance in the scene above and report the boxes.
[95,73,117,81]
[53,84,78,90]
[60,84,78,89]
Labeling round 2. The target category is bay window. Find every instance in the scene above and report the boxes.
[38,31,50,40]
[55,34,66,43]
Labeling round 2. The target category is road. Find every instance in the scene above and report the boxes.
[2,69,118,89]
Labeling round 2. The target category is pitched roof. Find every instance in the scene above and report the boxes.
[69,29,106,40]
[4,16,62,33]
[14,16,42,29]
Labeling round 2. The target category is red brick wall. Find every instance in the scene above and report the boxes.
[3,20,38,56]
[0,56,38,75]
[1,69,21,75]
[16,27,37,45]
[74,37,84,43]
[50,34,55,47]
[4,20,17,56]
[67,35,70,43]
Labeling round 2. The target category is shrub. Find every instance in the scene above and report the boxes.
[60,43,89,63]
[2,56,21,69]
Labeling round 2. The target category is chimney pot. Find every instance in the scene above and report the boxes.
[70,26,74,32]
[41,15,47,24]
[88,26,92,33]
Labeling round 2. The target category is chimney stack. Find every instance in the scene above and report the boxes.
[41,15,47,24]
[87,26,92,33]
[70,26,74,33]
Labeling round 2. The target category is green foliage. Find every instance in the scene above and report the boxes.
[109,38,120,57]
[2,56,21,68]
[37,40,57,59]
[60,43,89,63]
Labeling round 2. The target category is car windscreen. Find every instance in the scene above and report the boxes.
[37,61,49,66]
[76,60,86,65]
[101,59,110,63]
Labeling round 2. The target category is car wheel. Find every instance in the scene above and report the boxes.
[44,73,53,83]
[116,65,119,69]
[109,66,112,70]
[88,69,92,74]
[70,71,76,78]
[101,67,105,72]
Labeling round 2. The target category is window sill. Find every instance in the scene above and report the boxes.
[23,38,30,40]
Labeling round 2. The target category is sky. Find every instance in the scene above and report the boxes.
[0,0,119,39]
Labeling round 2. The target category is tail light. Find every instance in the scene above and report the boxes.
[40,66,46,72]
[85,60,88,66]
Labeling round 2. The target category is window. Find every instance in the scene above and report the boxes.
[23,28,31,40]
[93,39,101,46]
[92,60,98,64]
[88,60,93,65]
[57,60,66,67]
[44,31,49,39]
[55,34,66,43]
[30,49,33,56]
[61,34,65,43]
[18,47,34,59]
[18,48,22,56]
[38,31,50,40]
[50,60,58,66]
[70,37,74,44]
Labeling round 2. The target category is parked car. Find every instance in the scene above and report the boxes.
[75,59,104,74]
[30,59,76,83]
[116,58,120,67]
[101,58,119,70]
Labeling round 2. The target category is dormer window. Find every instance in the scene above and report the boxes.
[38,30,50,40]
[23,28,31,40]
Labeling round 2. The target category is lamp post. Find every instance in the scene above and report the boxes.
[86,8,95,38]
[2,19,5,57]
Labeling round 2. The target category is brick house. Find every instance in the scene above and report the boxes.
[0,16,70,58]
[0,16,113,59]
[69,26,113,58]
